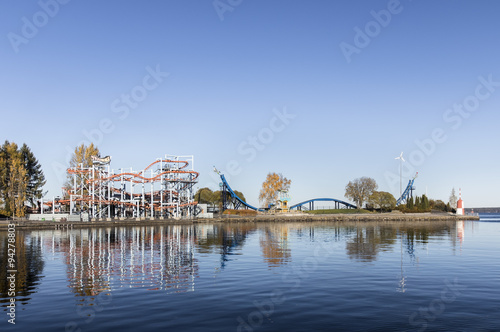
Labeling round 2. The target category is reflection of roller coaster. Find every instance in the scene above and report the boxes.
[54,155,199,219]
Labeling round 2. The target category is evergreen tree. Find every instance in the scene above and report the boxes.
[449,188,457,209]
[422,194,430,211]
[20,144,46,209]
[406,196,414,210]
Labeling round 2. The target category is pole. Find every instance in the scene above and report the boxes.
[400,160,402,197]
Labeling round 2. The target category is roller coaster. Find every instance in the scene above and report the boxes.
[48,155,199,219]
[215,169,265,212]
[396,172,418,206]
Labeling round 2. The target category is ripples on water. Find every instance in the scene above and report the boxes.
[1,216,499,331]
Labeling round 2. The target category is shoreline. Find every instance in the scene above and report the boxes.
[0,213,480,230]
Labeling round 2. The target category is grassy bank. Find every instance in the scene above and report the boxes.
[305,209,372,215]
[0,212,480,230]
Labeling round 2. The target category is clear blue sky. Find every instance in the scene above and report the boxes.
[1,0,499,208]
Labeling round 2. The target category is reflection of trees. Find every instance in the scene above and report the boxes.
[195,223,292,269]
[260,226,291,268]
[0,231,44,307]
[346,222,455,262]
[196,224,254,269]
[346,226,397,262]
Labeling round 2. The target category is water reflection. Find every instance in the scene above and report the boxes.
[260,225,291,268]
[195,224,254,269]
[345,222,459,262]
[0,220,469,311]
[0,231,45,308]
[457,220,464,244]
[57,226,199,295]
[345,225,397,262]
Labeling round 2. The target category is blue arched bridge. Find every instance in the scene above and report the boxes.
[290,198,357,211]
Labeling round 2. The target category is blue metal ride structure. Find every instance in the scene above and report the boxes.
[217,171,264,212]
[214,168,358,212]
[290,198,357,211]
[396,173,418,206]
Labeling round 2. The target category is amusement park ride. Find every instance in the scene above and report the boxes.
[213,168,418,213]
[396,172,418,206]
[39,159,418,220]
[214,168,357,212]
[46,155,199,219]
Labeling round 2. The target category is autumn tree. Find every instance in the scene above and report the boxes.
[0,141,27,217]
[0,141,46,217]
[259,173,291,207]
[64,143,100,196]
[345,177,378,209]
[368,191,396,212]
[0,142,9,214]
[10,152,27,217]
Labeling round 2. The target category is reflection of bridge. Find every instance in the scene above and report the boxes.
[290,198,357,211]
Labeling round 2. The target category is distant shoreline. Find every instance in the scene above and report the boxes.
[0,213,479,230]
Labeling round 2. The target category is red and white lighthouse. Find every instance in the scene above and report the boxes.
[456,188,464,215]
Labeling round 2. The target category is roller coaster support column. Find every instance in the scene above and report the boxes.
[222,181,228,212]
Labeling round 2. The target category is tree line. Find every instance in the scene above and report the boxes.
[0,141,46,217]
[195,187,246,206]
[345,176,458,213]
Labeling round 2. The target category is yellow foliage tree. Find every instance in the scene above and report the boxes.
[1,141,46,217]
[10,156,27,217]
[64,143,101,197]
[259,172,291,207]
[0,142,28,217]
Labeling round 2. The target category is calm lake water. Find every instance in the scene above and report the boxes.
[1,215,500,331]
